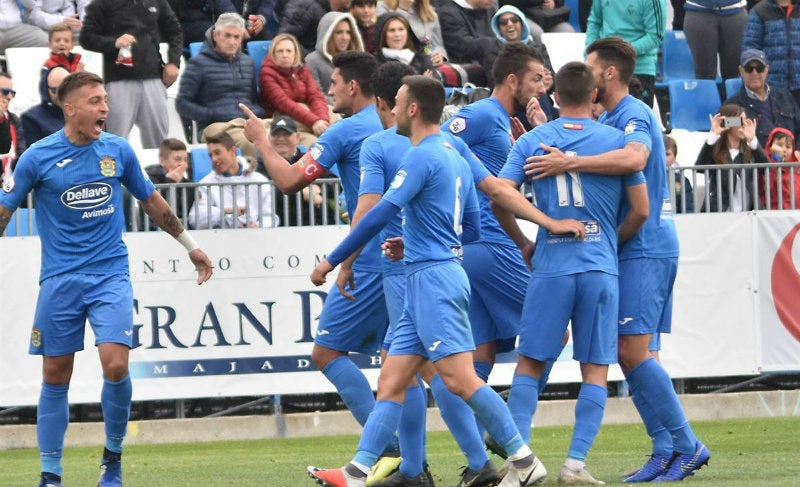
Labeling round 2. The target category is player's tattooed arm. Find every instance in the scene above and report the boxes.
[0,206,11,236]
[140,191,185,237]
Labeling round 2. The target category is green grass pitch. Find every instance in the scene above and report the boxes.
[1,417,798,486]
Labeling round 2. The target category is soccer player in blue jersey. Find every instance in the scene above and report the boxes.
[0,71,214,487]
[306,75,551,487]
[525,37,711,482]
[348,62,585,487]
[441,42,548,390]
[494,61,650,486]
[240,51,391,447]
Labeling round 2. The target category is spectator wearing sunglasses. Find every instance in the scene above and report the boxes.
[724,49,800,146]
[22,67,69,146]
[0,72,27,183]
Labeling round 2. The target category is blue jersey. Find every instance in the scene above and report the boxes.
[308,104,383,271]
[359,127,490,275]
[501,117,645,278]
[0,131,155,282]
[600,95,679,259]
[442,97,514,245]
[383,133,479,266]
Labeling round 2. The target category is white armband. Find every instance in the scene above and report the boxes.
[177,230,200,252]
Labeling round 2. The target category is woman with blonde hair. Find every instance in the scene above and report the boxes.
[696,103,768,212]
[259,33,332,141]
[305,12,365,100]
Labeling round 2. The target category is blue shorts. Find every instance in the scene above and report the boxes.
[461,242,529,352]
[316,269,389,354]
[388,261,475,362]
[382,273,406,350]
[618,257,677,337]
[518,272,618,365]
[30,273,134,356]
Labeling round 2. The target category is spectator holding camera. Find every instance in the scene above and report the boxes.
[696,104,768,212]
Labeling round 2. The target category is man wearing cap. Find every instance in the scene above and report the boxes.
[265,115,337,226]
[724,48,800,146]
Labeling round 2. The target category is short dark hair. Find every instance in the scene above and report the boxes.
[372,61,417,108]
[57,71,103,105]
[205,132,237,150]
[493,42,544,86]
[351,0,377,6]
[402,75,444,124]
[585,36,637,85]
[555,62,595,108]
[663,135,677,155]
[159,138,188,160]
[0,71,12,81]
[332,50,378,97]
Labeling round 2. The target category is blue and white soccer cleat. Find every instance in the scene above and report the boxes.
[97,456,122,487]
[621,454,673,483]
[652,441,710,482]
[38,473,62,487]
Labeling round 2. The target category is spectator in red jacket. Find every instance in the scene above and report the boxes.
[258,32,335,147]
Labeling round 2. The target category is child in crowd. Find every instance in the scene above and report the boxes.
[761,128,800,210]
[664,135,694,213]
[43,23,84,73]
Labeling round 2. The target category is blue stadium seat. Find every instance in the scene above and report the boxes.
[189,42,203,58]
[191,146,212,182]
[565,0,581,32]
[247,40,272,74]
[656,31,694,89]
[668,80,721,131]
[6,208,37,237]
[725,77,743,99]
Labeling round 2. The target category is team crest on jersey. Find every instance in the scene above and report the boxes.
[1,175,14,193]
[99,156,116,177]
[390,169,407,189]
[624,121,636,135]
[30,327,41,348]
[449,117,467,134]
[309,143,324,161]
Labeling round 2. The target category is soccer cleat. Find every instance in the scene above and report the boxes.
[38,473,62,487]
[484,434,508,460]
[498,455,547,487]
[97,455,122,487]
[557,465,605,485]
[370,469,433,486]
[652,441,710,482]
[308,466,367,487]
[456,460,501,487]
[366,454,402,486]
[621,454,672,483]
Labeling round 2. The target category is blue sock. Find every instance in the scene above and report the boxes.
[473,361,493,383]
[628,358,697,454]
[354,400,403,468]
[506,374,539,444]
[430,375,487,470]
[38,382,69,476]
[398,383,426,477]
[101,375,132,453]
[538,361,555,394]
[467,385,525,457]
[322,356,375,427]
[567,383,607,461]
[628,375,673,456]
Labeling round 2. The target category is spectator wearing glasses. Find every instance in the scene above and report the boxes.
[724,49,800,147]
[0,72,27,182]
[22,66,69,146]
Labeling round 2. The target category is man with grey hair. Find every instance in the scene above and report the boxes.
[176,12,265,153]
[80,0,183,149]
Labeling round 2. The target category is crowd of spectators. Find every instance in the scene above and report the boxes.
[2,0,800,229]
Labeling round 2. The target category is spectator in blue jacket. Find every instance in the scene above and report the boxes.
[683,1,748,81]
[742,0,800,105]
[21,66,68,146]
[176,13,265,146]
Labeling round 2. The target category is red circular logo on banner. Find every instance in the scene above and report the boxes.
[771,223,800,342]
